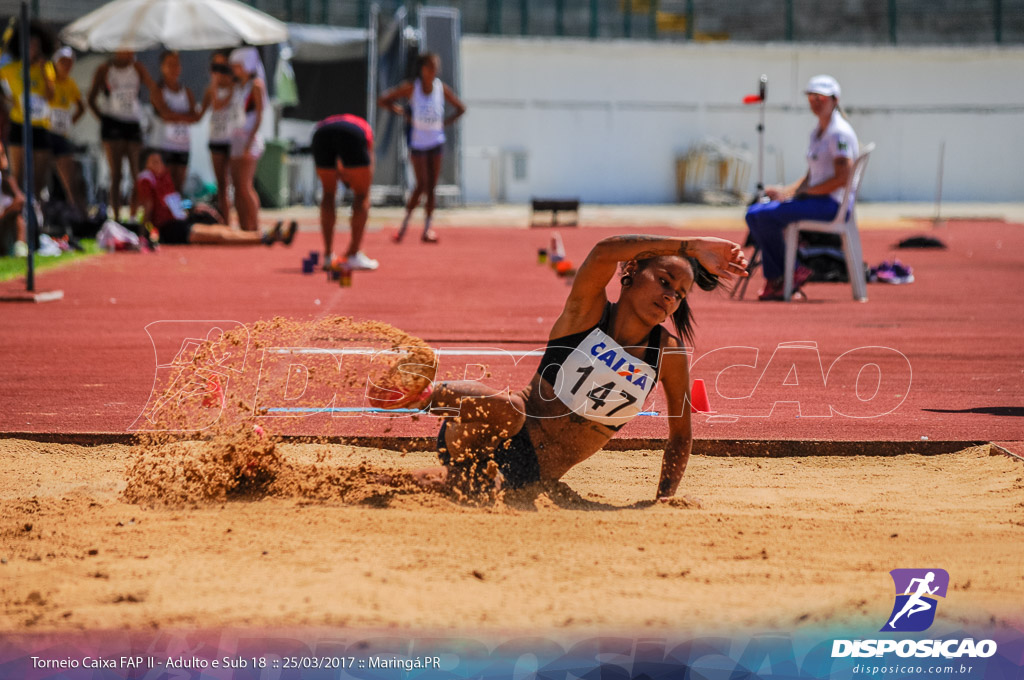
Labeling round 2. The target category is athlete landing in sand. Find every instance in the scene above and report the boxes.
[370,234,748,500]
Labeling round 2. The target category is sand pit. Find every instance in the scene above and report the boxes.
[1,438,1022,634]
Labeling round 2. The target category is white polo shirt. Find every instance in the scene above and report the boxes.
[807,109,858,203]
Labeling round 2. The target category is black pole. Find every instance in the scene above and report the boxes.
[994,0,1002,43]
[757,74,767,198]
[20,1,36,293]
[888,0,898,44]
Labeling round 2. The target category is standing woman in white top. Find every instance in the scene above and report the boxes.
[88,51,155,220]
[227,47,267,232]
[197,52,235,224]
[744,74,859,301]
[378,52,466,243]
[148,50,199,194]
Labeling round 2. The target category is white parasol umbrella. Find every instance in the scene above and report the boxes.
[60,0,288,52]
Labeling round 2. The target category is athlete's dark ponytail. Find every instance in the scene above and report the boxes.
[672,258,719,344]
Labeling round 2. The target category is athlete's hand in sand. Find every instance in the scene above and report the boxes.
[688,237,749,280]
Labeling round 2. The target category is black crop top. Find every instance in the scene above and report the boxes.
[535,304,665,430]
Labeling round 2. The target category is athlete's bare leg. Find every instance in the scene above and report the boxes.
[188,223,265,244]
[396,153,429,240]
[210,151,231,224]
[402,381,527,488]
[338,161,373,257]
[317,167,338,257]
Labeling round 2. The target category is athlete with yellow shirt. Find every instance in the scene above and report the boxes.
[0,20,56,195]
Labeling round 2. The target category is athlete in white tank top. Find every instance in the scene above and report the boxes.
[230,79,264,159]
[377,53,467,243]
[87,52,155,220]
[227,46,267,233]
[409,77,446,151]
[152,85,192,153]
[208,86,234,145]
[149,52,197,192]
[105,63,141,122]
[198,54,238,224]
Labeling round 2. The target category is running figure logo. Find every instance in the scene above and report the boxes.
[882,568,950,632]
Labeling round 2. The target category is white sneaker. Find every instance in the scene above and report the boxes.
[12,241,28,257]
[347,251,379,270]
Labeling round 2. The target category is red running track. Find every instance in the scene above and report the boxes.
[1,219,1022,445]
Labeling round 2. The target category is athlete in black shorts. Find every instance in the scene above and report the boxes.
[311,114,378,271]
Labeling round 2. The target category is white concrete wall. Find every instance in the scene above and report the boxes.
[459,37,1024,203]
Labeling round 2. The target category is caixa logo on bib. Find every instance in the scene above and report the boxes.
[831,569,998,659]
[882,568,949,632]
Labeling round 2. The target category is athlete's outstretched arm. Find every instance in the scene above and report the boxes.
[656,338,693,500]
[553,234,748,338]
[581,234,748,284]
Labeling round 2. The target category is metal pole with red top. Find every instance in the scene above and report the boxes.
[742,74,768,201]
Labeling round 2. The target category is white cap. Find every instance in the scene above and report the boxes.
[805,74,840,98]
[55,46,74,61]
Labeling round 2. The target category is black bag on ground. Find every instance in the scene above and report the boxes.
[799,246,850,283]
[42,201,107,239]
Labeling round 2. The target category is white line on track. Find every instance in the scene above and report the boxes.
[269,348,545,356]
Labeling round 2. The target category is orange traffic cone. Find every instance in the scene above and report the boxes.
[690,378,715,414]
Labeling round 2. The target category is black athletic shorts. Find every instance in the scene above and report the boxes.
[8,124,50,150]
[100,116,142,143]
[49,133,74,157]
[209,142,230,156]
[436,419,542,489]
[160,149,190,166]
[156,218,192,245]
[311,120,371,169]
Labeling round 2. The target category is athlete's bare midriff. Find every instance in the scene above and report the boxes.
[519,375,615,480]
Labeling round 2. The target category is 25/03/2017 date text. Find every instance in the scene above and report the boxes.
[278,656,443,670]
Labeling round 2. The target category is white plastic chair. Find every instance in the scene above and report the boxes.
[783,142,875,302]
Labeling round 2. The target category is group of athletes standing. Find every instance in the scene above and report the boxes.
[0,21,466,262]
[85,47,269,232]
[0,21,276,247]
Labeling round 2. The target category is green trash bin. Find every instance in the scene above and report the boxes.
[255,139,289,208]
